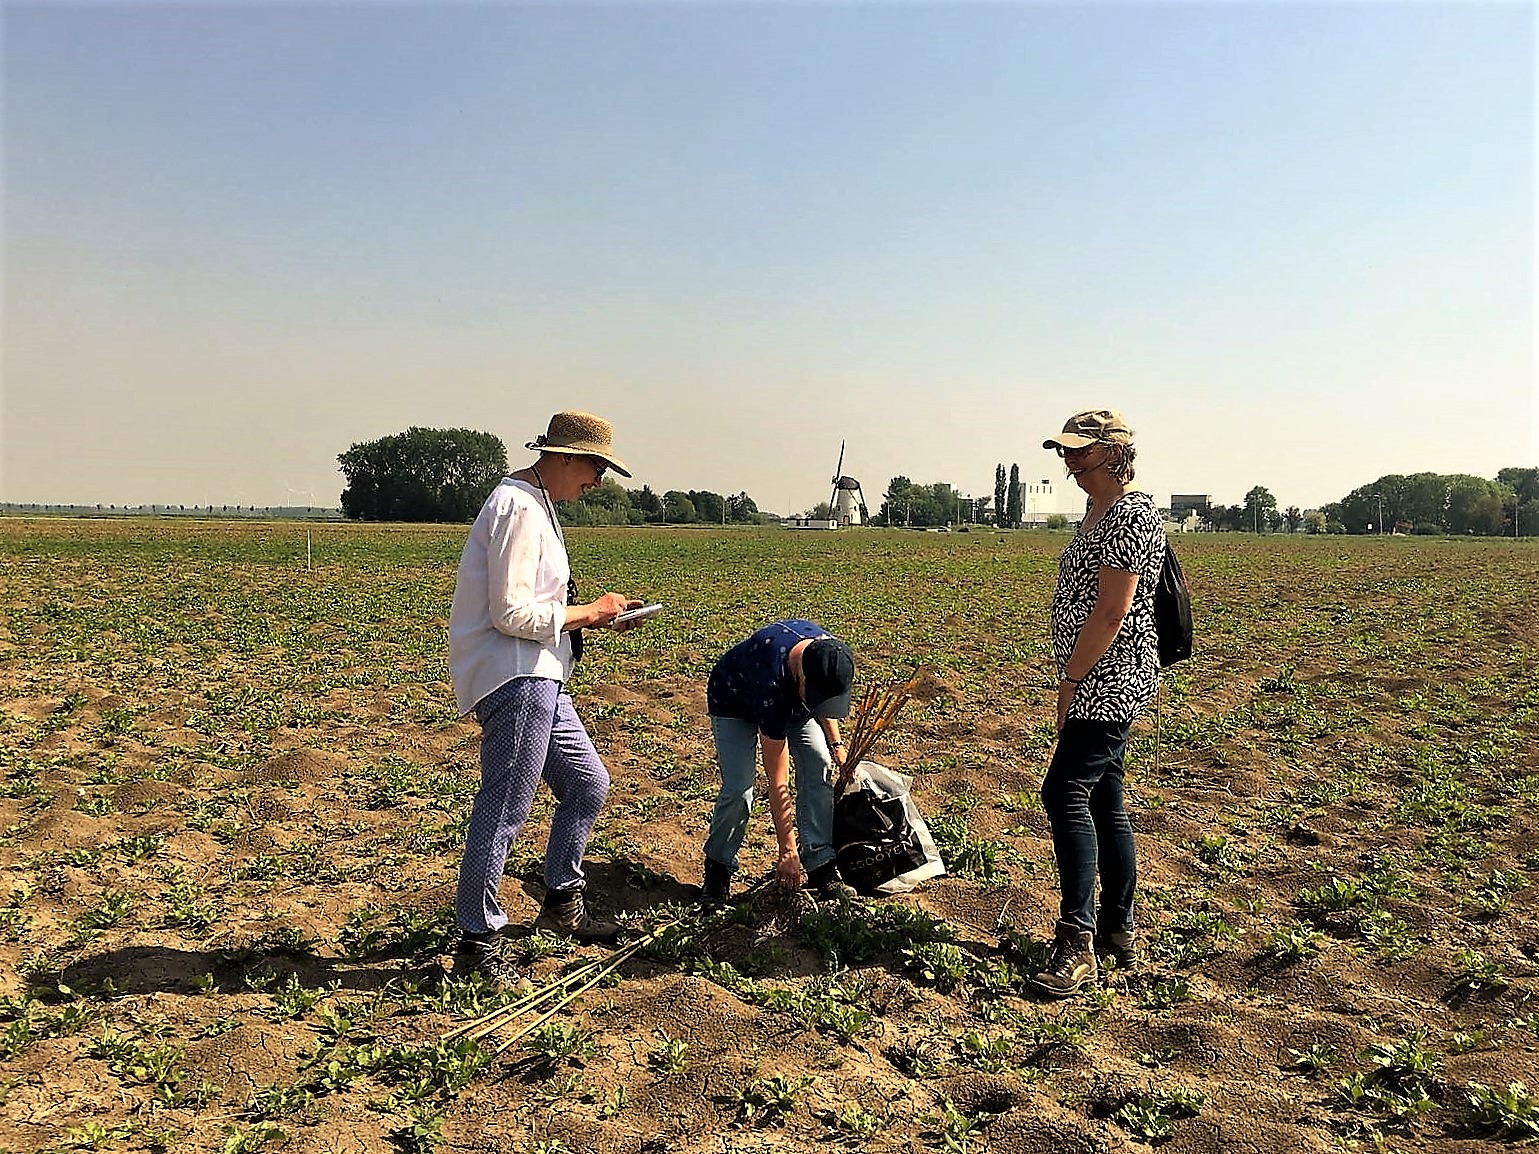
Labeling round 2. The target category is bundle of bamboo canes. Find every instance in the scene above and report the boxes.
[443,919,675,1054]
[842,671,923,769]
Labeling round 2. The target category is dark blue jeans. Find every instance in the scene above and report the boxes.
[1040,718,1136,937]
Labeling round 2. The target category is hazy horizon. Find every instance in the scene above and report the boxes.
[3,2,1533,517]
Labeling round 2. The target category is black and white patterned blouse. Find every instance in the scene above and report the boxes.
[1051,490,1166,723]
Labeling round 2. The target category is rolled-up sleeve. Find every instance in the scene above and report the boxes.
[483,502,564,645]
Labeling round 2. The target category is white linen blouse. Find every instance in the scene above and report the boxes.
[448,477,573,716]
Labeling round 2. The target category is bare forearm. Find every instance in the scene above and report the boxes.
[1064,610,1124,680]
[761,738,796,853]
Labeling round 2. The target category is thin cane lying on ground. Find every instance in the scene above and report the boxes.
[443,874,778,1051]
[442,922,672,1050]
[842,672,924,769]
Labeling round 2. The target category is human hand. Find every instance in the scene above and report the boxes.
[1056,680,1076,734]
[607,598,647,632]
[587,592,634,628]
[776,849,804,890]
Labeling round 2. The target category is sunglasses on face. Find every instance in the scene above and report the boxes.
[581,456,608,479]
[1056,444,1097,459]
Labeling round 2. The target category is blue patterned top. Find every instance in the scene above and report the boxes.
[707,619,828,739]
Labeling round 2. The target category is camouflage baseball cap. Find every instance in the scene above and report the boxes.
[1042,409,1133,451]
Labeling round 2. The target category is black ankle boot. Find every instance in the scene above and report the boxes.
[700,857,734,909]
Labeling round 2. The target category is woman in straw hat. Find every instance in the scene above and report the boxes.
[447,410,645,983]
[1031,408,1166,997]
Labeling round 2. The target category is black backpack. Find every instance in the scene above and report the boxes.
[1154,540,1193,667]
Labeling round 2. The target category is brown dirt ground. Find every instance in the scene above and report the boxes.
[1,524,1537,1153]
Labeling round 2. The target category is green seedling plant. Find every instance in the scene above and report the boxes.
[1464,1081,1539,1142]
[957,1030,1015,1074]
[523,1021,596,1068]
[732,1073,814,1126]
[903,941,971,993]
[924,1096,998,1152]
[1333,1029,1442,1131]
[1450,948,1508,997]
[1261,921,1324,964]
[1288,1043,1337,1074]
[823,1102,883,1142]
[1111,1087,1206,1142]
[69,889,132,944]
[648,1032,689,1074]
[886,1035,946,1078]
[1139,977,1193,1012]
[1137,1046,1179,1069]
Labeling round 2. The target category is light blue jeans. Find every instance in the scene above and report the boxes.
[704,715,836,874]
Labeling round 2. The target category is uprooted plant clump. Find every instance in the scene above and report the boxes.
[1,519,1536,1153]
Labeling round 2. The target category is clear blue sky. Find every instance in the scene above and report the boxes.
[3,1,1532,514]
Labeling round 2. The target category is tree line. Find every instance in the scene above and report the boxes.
[336,428,1536,536]
[553,481,766,526]
[1207,471,1536,537]
[337,428,767,525]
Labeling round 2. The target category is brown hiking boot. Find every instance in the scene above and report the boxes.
[450,931,522,988]
[1029,926,1097,997]
[1095,928,1137,971]
[532,887,622,945]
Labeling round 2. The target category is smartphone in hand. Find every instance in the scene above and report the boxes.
[612,602,663,626]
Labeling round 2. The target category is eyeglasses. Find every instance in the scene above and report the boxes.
[1055,444,1098,459]
[581,456,608,479]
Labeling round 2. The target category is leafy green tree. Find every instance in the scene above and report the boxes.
[1444,475,1509,535]
[1207,504,1245,532]
[1302,510,1328,534]
[807,501,836,520]
[875,477,961,527]
[880,476,915,526]
[662,491,697,523]
[1006,464,1022,529]
[994,464,1007,527]
[1284,506,1303,533]
[556,478,633,526]
[1497,467,1539,536]
[338,427,507,522]
[689,490,727,525]
[628,485,663,523]
[727,491,762,523]
[1243,486,1278,533]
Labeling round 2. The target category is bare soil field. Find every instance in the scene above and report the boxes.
[1,519,1535,1153]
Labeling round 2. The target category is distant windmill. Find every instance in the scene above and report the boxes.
[828,441,869,527]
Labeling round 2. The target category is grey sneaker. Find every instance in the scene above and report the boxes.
[532,887,622,945]
[1029,926,1097,997]
[451,931,521,987]
[1095,929,1137,971]
[805,861,859,903]
[700,857,734,910]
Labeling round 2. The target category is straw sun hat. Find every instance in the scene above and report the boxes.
[525,410,632,477]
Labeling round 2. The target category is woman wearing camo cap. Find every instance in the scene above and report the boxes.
[1031,408,1166,997]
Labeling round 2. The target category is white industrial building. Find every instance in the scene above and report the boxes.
[1017,477,1085,526]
